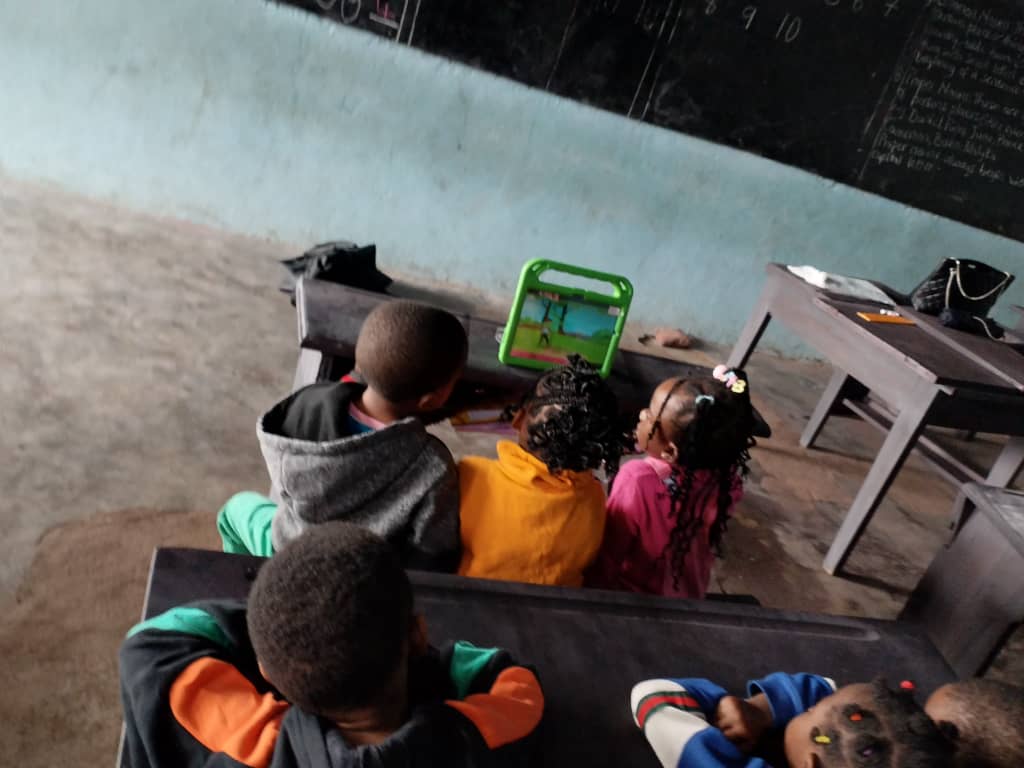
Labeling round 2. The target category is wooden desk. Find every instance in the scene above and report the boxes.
[292,277,706,418]
[729,264,1024,575]
[123,548,953,768]
[901,483,1024,677]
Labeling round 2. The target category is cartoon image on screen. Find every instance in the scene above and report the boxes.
[507,290,621,367]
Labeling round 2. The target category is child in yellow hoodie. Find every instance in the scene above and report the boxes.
[458,355,628,587]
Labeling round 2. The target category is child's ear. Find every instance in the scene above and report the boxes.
[257,660,273,686]
[417,378,458,411]
[417,391,442,411]
[511,408,526,431]
[410,614,429,656]
[661,441,679,463]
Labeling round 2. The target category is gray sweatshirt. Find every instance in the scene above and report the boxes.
[258,381,460,571]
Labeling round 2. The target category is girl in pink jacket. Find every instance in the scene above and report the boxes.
[587,367,756,598]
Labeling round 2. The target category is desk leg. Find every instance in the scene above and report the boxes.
[823,386,938,575]
[800,369,850,449]
[727,283,776,370]
[949,436,1024,539]
[292,348,326,393]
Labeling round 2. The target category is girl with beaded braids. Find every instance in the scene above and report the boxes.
[587,365,756,598]
[630,673,954,768]
[457,355,631,587]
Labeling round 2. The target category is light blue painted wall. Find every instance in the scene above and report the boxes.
[2,0,1023,355]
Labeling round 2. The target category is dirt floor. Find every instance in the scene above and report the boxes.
[0,173,1019,766]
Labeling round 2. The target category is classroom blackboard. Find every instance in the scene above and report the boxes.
[277,0,1024,243]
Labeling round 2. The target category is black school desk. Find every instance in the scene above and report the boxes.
[122,547,954,768]
[291,276,703,418]
[728,264,1024,575]
[901,482,1024,677]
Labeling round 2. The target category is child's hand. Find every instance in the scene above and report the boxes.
[714,694,772,753]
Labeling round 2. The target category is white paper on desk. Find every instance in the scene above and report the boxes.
[787,265,895,306]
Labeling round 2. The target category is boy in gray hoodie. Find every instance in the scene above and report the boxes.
[217,300,468,571]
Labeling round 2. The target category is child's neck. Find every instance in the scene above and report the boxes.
[331,695,408,747]
[357,388,416,424]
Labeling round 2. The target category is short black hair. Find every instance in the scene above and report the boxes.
[355,300,468,403]
[932,680,1024,768]
[816,679,954,768]
[520,355,630,474]
[247,522,413,716]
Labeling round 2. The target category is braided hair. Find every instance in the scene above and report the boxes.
[516,355,631,474]
[810,679,954,768]
[656,372,756,589]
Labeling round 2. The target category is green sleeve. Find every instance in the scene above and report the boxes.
[216,491,277,557]
[448,641,500,699]
[126,605,231,647]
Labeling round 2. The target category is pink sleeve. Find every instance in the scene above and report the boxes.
[589,462,657,585]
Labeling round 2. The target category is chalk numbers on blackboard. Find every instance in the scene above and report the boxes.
[313,0,401,28]
[776,13,802,41]
[707,2,800,42]
[314,0,361,23]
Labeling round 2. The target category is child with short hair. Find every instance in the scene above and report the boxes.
[587,366,756,598]
[457,355,628,587]
[120,522,545,767]
[217,300,468,571]
[925,679,1024,768]
[631,674,953,768]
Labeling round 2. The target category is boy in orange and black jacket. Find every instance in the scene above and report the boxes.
[119,522,544,768]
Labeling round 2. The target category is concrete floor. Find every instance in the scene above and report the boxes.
[1,173,1019,765]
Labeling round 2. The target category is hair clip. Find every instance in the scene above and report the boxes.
[849,713,863,722]
[695,394,715,407]
[899,680,915,691]
[714,364,747,394]
[814,735,832,745]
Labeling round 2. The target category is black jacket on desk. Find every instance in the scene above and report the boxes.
[120,600,544,768]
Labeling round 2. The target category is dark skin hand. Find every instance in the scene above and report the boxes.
[715,693,774,753]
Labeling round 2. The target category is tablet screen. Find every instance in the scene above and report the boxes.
[507,289,621,367]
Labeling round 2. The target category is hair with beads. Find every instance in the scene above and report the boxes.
[811,679,954,768]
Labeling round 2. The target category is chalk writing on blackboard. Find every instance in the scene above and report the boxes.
[290,0,414,38]
[272,0,1024,242]
[862,0,1024,187]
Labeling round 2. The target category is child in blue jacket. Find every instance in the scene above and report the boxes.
[631,673,952,768]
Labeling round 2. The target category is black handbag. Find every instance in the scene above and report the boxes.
[909,258,1013,316]
[938,307,1006,340]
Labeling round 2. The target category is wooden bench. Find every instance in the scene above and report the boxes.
[901,482,1024,677]
[119,548,954,767]
[293,277,703,417]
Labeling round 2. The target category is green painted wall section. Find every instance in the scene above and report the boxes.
[2,0,1022,354]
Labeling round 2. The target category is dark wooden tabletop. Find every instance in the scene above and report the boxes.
[767,264,1024,395]
[136,548,954,768]
[961,483,1024,558]
[819,298,1017,393]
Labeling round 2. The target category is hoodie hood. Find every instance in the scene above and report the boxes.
[257,384,458,555]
